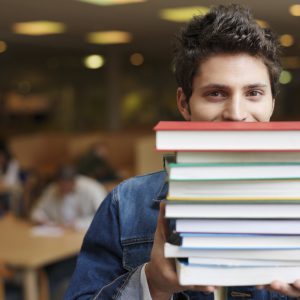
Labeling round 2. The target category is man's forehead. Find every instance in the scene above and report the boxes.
[194,53,271,88]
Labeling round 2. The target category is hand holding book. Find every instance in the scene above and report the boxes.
[257,281,300,299]
[144,202,217,299]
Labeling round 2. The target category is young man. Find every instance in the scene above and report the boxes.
[65,4,300,300]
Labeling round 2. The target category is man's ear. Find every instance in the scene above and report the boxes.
[177,87,191,121]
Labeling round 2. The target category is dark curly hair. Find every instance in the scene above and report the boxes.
[173,4,281,101]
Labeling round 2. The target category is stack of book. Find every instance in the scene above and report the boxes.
[154,121,300,286]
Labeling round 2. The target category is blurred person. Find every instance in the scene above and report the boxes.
[77,141,120,183]
[66,4,300,300]
[0,139,22,215]
[21,168,44,218]
[31,165,107,300]
[31,165,107,231]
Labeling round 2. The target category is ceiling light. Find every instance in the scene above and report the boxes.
[0,41,7,53]
[279,34,294,47]
[279,70,292,84]
[12,21,66,36]
[289,4,300,16]
[255,19,269,28]
[159,6,209,22]
[87,31,132,44]
[130,53,144,66]
[281,56,300,69]
[83,55,105,69]
[77,0,146,5]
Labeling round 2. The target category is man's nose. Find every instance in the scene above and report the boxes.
[221,95,247,121]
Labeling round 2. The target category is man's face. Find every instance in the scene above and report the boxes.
[177,53,274,122]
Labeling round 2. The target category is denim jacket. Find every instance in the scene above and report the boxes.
[65,171,295,300]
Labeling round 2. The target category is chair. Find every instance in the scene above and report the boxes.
[38,269,49,300]
[0,261,14,300]
[0,261,49,300]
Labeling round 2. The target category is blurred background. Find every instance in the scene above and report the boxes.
[0,0,298,177]
[0,0,299,133]
[0,1,300,299]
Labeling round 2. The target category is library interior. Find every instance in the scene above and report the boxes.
[0,1,300,300]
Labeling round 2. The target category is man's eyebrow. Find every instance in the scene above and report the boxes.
[200,83,268,89]
[201,84,228,89]
[244,83,268,89]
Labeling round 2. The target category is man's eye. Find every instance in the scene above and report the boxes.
[247,90,262,97]
[208,91,225,97]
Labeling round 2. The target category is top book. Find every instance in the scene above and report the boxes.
[154,121,300,151]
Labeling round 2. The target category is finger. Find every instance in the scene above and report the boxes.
[292,279,300,290]
[158,201,169,239]
[153,202,165,241]
[269,280,300,298]
[189,285,217,293]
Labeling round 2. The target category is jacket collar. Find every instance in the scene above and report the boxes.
[152,171,168,202]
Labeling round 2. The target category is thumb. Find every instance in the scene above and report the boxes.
[157,201,169,240]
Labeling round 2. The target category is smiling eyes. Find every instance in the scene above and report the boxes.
[205,88,265,101]
[208,91,225,98]
[247,90,263,97]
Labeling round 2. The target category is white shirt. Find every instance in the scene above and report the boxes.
[141,264,153,300]
[31,175,107,231]
[140,263,173,300]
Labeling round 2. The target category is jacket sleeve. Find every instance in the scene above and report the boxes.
[64,188,145,300]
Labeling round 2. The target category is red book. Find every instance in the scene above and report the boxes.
[154,121,300,151]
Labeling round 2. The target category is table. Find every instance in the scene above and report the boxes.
[0,215,84,300]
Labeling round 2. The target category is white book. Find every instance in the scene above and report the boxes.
[180,233,300,249]
[175,219,300,235]
[168,179,300,200]
[166,161,300,181]
[175,259,300,286]
[157,130,300,151]
[176,151,300,164]
[165,203,300,219]
[188,257,300,267]
[155,121,300,151]
[165,242,300,261]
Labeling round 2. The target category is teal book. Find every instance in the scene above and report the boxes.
[165,156,300,181]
